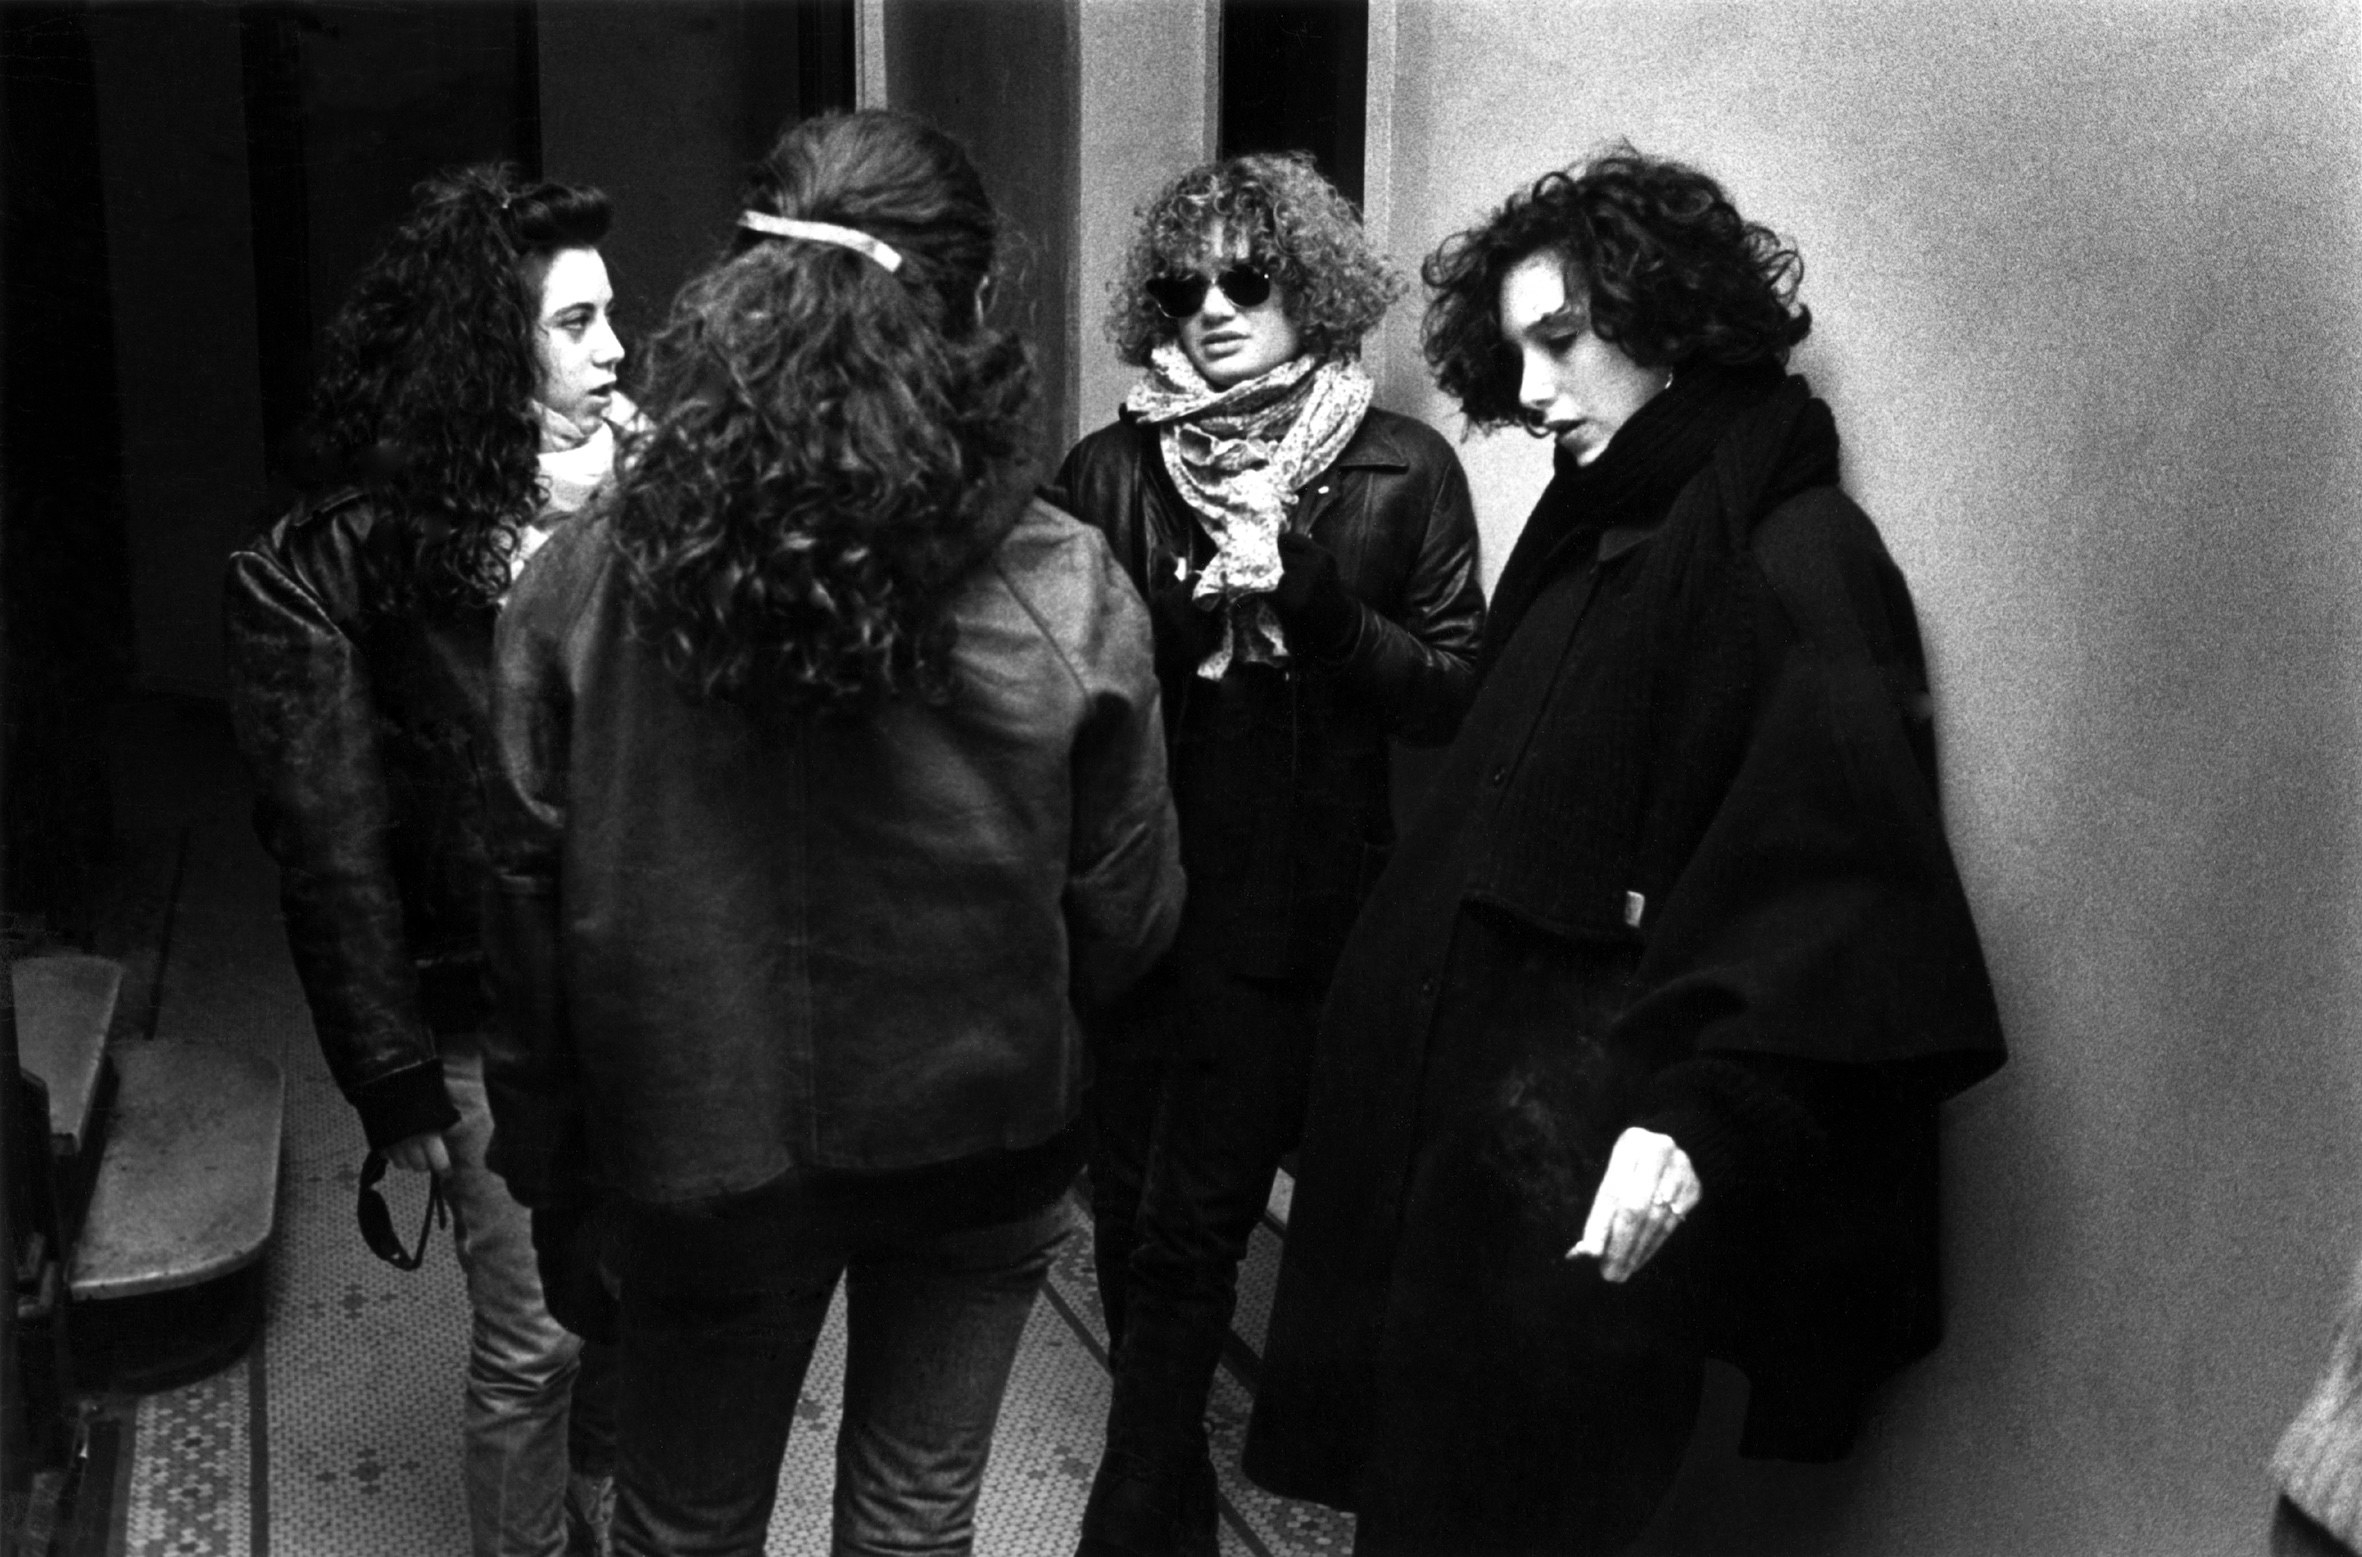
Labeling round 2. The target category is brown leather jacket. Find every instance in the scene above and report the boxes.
[224,489,488,1151]
[1047,407,1486,982]
[480,498,1184,1209]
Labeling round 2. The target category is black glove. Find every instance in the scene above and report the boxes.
[530,1202,621,1345]
[1145,555,1225,672]
[1273,531,1360,658]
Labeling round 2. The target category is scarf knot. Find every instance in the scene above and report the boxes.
[1124,344,1371,677]
[511,394,639,599]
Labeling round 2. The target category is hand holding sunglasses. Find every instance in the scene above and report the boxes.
[1145,262,1274,320]
[357,1147,449,1271]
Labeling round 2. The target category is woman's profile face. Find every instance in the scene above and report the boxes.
[1497,249,1666,466]
[532,246,623,436]
[1172,222,1302,390]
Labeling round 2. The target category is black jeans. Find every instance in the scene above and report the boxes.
[1088,956,1320,1469]
[609,1183,1066,1557]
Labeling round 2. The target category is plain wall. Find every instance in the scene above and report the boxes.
[1376,3,2362,1553]
[1073,0,1217,442]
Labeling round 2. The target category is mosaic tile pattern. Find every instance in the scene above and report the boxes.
[266,1025,474,1557]
[1231,1216,1286,1365]
[125,1364,248,1557]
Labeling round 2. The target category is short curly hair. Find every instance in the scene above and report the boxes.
[1422,145,1810,431]
[1107,152,1403,367]
[309,165,610,608]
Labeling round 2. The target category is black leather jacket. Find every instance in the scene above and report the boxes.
[1048,406,1486,981]
[481,499,1183,1209]
[224,489,489,1151]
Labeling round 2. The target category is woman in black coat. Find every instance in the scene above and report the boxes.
[1241,147,2008,1556]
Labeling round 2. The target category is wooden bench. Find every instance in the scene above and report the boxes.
[70,1042,282,1303]
[12,955,122,1242]
[13,952,285,1391]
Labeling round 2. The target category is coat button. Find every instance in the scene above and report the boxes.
[1419,975,1437,998]
[1489,765,1506,786]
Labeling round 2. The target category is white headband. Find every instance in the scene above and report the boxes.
[736,211,904,274]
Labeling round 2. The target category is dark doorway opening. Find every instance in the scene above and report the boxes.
[795,0,858,123]
[2,4,137,941]
[1218,0,1368,208]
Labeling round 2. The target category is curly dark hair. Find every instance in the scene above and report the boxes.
[309,165,611,607]
[1422,145,1811,431]
[612,111,1038,720]
[1107,152,1403,367]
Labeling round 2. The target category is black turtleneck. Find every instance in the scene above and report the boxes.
[1481,363,1785,672]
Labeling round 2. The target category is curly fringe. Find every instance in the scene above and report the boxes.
[1108,152,1404,367]
[614,112,1038,721]
[308,164,609,609]
[1423,144,1812,432]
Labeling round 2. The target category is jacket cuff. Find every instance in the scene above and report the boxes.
[1636,1055,1825,1201]
[349,1060,461,1153]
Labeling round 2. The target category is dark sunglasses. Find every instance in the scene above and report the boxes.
[1145,263,1274,320]
[357,1149,448,1271]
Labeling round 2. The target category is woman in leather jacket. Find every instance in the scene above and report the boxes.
[481,111,1182,1556]
[1046,153,1485,1557]
[224,166,627,1557]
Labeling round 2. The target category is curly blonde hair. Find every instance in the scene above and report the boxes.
[1107,153,1403,367]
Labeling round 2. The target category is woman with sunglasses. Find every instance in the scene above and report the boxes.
[1241,147,2007,1556]
[1049,152,1484,1556]
[225,165,628,1557]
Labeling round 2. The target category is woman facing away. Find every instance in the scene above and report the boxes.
[1240,147,2009,1556]
[479,110,1182,1557]
[1046,152,1483,1557]
[224,167,630,1556]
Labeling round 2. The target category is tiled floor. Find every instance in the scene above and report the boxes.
[90,697,1356,1557]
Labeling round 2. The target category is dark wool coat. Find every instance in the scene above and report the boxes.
[1241,380,2006,1537]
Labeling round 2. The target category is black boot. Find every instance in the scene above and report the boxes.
[1076,1445,1218,1557]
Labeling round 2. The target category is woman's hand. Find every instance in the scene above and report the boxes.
[1567,1127,1700,1282]
[1273,531,1358,655]
[386,1130,453,1175]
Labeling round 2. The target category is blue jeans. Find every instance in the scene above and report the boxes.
[608,1185,1067,1557]
[445,1044,619,1556]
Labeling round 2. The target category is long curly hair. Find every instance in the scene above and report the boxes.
[1106,152,1403,367]
[1423,145,1811,431]
[308,165,611,608]
[612,111,1038,720]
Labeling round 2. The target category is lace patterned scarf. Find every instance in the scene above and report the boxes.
[1123,344,1372,677]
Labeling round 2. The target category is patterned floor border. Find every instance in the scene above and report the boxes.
[97,1177,1354,1557]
